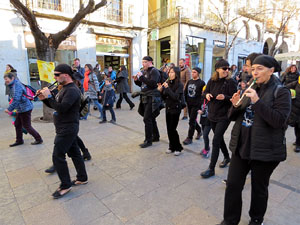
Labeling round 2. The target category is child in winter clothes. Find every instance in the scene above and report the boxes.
[199,97,211,158]
[99,78,116,123]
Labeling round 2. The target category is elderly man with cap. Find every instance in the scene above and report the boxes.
[133,56,161,148]
[218,55,291,225]
[37,64,88,199]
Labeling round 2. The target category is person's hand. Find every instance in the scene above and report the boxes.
[236,76,240,81]
[99,96,102,99]
[133,75,138,81]
[198,110,203,115]
[4,109,9,114]
[230,90,241,107]
[244,88,259,104]
[157,83,163,91]
[216,94,225,100]
[162,82,168,88]
[206,93,213,101]
[106,104,109,106]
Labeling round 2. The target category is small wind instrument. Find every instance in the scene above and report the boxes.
[234,78,257,107]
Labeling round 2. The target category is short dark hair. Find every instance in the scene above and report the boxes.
[246,53,263,66]
[73,58,80,61]
[3,72,15,80]
[105,78,112,83]
[84,64,93,72]
[120,65,127,71]
[179,58,186,62]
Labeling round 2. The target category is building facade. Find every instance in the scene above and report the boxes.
[0,0,148,108]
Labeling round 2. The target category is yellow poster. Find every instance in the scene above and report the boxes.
[37,60,55,83]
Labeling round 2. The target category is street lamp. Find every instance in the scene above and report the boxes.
[176,1,183,66]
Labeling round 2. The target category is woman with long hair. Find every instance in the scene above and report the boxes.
[281,64,299,86]
[158,67,184,156]
[82,64,103,120]
[116,65,135,109]
[201,59,237,178]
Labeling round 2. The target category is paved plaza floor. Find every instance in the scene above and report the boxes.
[0,99,300,225]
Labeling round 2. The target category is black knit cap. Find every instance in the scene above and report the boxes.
[215,59,229,70]
[192,67,202,74]
[54,64,74,78]
[142,56,153,62]
[252,55,281,73]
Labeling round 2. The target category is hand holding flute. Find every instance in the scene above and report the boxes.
[231,79,258,107]
[36,81,58,100]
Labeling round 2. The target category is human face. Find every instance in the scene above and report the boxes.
[216,67,229,79]
[73,60,80,67]
[54,72,67,85]
[142,60,152,70]
[105,80,111,86]
[244,60,252,73]
[4,76,13,85]
[179,60,185,68]
[108,67,113,72]
[5,65,11,72]
[291,66,297,73]
[84,66,90,72]
[168,69,176,80]
[251,64,274,84]
[192,70,199,80]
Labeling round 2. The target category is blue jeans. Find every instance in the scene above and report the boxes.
[103,105,116,121]
[84,99,103,119]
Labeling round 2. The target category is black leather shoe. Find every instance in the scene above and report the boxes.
[9,141,24,147]
[45,165,56,174]
[249,219,263,225]
[130,104,135,110]
[219,158,231,168]
[200,168,215,178]
[139,141,152,148]
[152,137,159,142]
[31,140,43,145]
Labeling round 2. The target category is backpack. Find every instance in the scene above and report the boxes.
[79,95,89,118]
[22,83,37,101]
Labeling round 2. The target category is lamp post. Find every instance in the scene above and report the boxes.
[176,4,182,66]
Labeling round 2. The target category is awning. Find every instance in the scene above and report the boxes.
[274,52,300,61]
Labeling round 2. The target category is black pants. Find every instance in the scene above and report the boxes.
[223,154,279,225]
[294,124,300,146]
[103,105,116,121]
[77,136,88,154]
[166,112,183,152]
[116,93,134,108]
[143,101,159,142]
[187,105,201,139]
[202,124,211,150]
[53,133,88,189]
[209,120,230,169]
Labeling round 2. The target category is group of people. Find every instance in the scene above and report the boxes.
[3,51,296,225]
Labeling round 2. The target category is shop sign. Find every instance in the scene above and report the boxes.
[150,29,159,41]
[214,40,225,48]
[24,31,77,50]
[96,36,130,47]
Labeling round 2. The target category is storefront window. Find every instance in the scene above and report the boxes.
[185,36,206,78]
[212,40,225,72]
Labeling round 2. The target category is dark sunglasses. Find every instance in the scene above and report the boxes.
[221,67,230,71]
[54,73,62,77]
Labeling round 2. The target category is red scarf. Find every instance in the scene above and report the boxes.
[83,71,90,91]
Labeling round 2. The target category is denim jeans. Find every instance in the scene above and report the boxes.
[84,99,103,119]
[103,105,116,121]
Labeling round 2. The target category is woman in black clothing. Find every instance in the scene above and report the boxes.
[281,64,299,86]
[158,67,184,156]
[201,59,237,178]
[182,67,206,145]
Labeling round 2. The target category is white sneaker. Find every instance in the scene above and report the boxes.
[174,151,181,156]
[165,149,172,154]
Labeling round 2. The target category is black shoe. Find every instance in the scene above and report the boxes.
[31,139,43,145]
[195,132,202,140]
[200,168,215,178]
[99,120,107,124]
[249,219,263,225]
[152,137,160,142]
[9,141,24,147]
[219,158,231,168]
[130,104,135,110]
[83,151,92,160]
[295,146,300,153]
[139,141,152,148]
[183,137,192,145]
[93,106,98,110]
[181,116,188,120]
[45,165,56,174]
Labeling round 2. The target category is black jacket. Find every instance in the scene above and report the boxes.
[228,75,291,162]
[134,66,160,92]
[281,71,299,86]
[286,78,300,126]
[162,79,183,114]
[204,78,237,122]
[43,83,81,135]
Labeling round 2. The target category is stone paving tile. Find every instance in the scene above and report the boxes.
[0,201,25,225]
[7,166,42,188]
[0,183,16,207]
[96,157,132,177]
[102,189,150,223]
[89,212,124,225]
[62,192,110,225]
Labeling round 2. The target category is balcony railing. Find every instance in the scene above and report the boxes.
[20,0,133,26]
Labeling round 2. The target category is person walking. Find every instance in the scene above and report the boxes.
[179,58,192,120]
[218,55,291,225]
[199,97,212,158]
[82,64,103,120]
[281,64,299,86]
[99,78,116,123]
[72,58,85,93]
[134,56,161,148]
[4,73,43,147]
[158,66,184,156]
[200,59,237,178]
[37,64,88,199]
[116,65,135,110]
[182,67,205,145]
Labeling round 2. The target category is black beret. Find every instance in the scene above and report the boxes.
[215,59,229,70]
[192,67,202,74]
[142,56,153,62]
[252,55,281,73]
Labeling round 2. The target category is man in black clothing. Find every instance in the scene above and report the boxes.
[134,56,161,148]
[37,64,88,199]
[73,58,85,93]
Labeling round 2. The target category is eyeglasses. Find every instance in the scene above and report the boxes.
[54,73,62,77]
[221,67,230,71]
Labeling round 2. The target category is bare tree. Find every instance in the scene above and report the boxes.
[10,0,107,121]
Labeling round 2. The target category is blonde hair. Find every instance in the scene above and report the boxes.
[211,70,231,81]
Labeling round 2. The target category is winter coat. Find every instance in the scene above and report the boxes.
[281,71,299,86]
[162,79,183,114]
[228,75,291,162]
[286,78,300,126]
[102,85,115,107]
[84,72,100,100]
[7,79,33,113]
[116,70,130,94]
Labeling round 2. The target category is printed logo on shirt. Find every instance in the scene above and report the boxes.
[188,84,196,98]
[242,104,254,127]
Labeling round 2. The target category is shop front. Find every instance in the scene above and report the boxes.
[96,35,132,90]
[24,31,76,89]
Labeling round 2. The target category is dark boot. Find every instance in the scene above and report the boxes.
[219,158,231,168]
[45,165,56,174]
[139,141,152,148]
[183,137,192,145]
[9,141,24,147]
[200,168,215,178]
